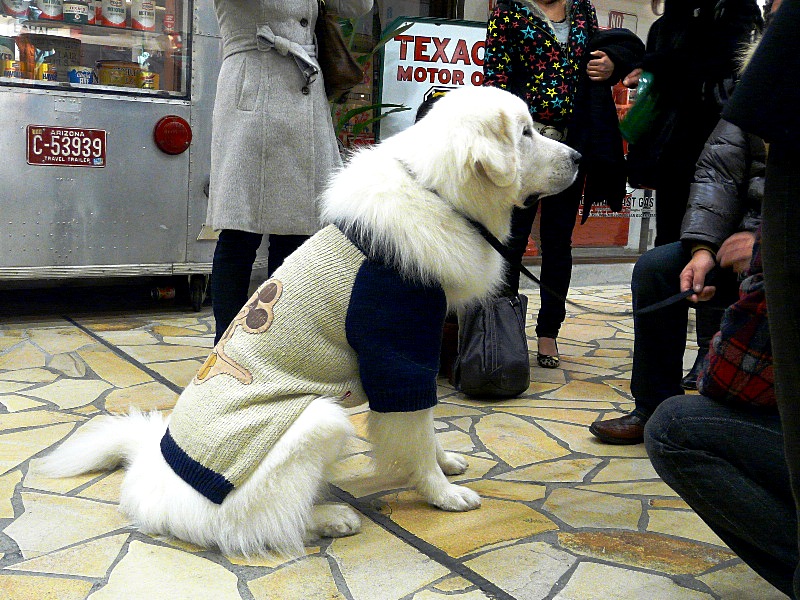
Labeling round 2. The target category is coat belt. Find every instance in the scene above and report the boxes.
[223,26,319,86]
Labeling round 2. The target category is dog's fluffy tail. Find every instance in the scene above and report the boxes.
[38,409,166,478]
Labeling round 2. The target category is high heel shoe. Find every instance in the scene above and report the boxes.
[536,338,559,369]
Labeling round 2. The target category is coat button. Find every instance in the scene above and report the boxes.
[301,86,310,95]
[300,18,309,26]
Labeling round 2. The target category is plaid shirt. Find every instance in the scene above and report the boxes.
[698,230,774,408]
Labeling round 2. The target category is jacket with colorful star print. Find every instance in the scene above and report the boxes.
[483,0,598,130]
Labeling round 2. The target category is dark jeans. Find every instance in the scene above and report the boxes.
[502,174,583,339]
[653,176,689,247]
[645,395,797,596]
[761,145,800,597]
[211,230,308,344]
[630,242,738,418]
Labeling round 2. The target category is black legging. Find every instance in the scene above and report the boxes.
[501,171,584,340]
[210,230,308,343]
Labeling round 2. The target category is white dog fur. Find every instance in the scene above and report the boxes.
[39,86,579,557]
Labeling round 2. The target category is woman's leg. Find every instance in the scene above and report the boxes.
[535,177,583,341]
[210,229,263,344]
[267,234,310,277]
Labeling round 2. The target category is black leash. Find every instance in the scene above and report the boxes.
[464,216,696,317]
[395,158,695,317]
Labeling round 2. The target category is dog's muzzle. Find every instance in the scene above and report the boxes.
[532,121,567,142]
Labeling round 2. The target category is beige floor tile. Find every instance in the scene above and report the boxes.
[0,342,46,370]
[0,367,59,383]
[379,491,557,558]
[97,330,158,346]
[26,328,94,355]
[151,325,202,337]
[148,358,204,387]
[77,345,152,388]
[24,379,111,410]
[118,344,209,363]
[49,352,87,378]
[0,381,33,394]
[578,480,679,497]
[592,458,660,482]
[698,563,790,599]
[450,417,474,432]
[647,509,727,547]
[465,541,577,600]
[542,488,641,530]
[0,470,22,518]
[413,590,491,599]
[433,576,472,591]
[4,491,129,558]
[433,403,484,418]
[227,546,318,568]
[553,562,713,600]
[0,409,84,431]
[104,381,179,413]
[6,533,129,578]
[25,457,97,494]
[542,380,629,403]
[534,420,649,458]
[248,555,345,600]
[0,573,94,600]
[0,422,75,475]
[468,480,546,502]
[89,540,241,600]
[496,406,602,426]
[649,498,690,509]
[475,413,570,468]
[78,470,124,503]
[496,457,602,483]
[328,517,450,600]
[0,394,46,412]
[558,531,735,575]
[437,429,475,453]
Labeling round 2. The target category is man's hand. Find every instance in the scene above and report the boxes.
[718,231,756,274]
[622,67,642,88]
[680,249,717,303]
[587,50,614,81]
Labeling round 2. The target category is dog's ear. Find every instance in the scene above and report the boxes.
[470,110,519,188]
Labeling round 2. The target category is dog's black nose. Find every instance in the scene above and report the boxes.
[571,150,582,166]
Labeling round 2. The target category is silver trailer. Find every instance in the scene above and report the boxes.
[0,0,244,309]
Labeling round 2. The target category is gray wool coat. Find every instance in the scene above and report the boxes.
[207,0,374,236]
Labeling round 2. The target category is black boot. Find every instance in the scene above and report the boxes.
[681,347,709,390]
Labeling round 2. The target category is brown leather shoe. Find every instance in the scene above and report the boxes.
[589,413,647,445]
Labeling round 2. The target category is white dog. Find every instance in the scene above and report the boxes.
[40,86,579,556]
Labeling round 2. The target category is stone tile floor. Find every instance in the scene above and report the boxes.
[0,283,788,599]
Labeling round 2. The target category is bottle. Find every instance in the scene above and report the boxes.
[100,0,125,27]
[130,0,155,31]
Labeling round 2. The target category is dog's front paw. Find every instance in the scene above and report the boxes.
[310,504,362,539]
[429,484,481,512]
[438,451,469,476]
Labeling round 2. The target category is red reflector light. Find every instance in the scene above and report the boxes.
[153,115,192,155]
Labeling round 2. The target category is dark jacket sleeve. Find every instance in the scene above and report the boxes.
[680,119,764,249]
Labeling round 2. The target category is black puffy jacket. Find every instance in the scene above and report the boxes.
[679,118,765,250]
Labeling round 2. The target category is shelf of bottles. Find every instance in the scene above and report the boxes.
[0,0,189,97]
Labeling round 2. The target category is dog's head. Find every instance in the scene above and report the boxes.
[417,86,580,208]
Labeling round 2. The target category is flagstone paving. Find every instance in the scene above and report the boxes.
[0,285,788,599]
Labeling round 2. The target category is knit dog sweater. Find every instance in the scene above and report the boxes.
[160,224,447,503]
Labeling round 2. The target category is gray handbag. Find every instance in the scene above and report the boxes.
[453,293,530,398]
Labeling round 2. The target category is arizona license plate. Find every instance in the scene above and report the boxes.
[27,125,107,167]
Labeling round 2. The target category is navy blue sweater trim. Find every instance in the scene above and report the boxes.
[346,260,446,413]
[160,428,233,505]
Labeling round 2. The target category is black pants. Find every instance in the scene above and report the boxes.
[501,173,583,340]
[210,230,308,343]
[761,145,800,598]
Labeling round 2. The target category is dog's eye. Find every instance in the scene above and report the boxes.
[522,127,533,137]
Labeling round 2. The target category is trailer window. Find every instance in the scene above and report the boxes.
[0,0,191,98]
